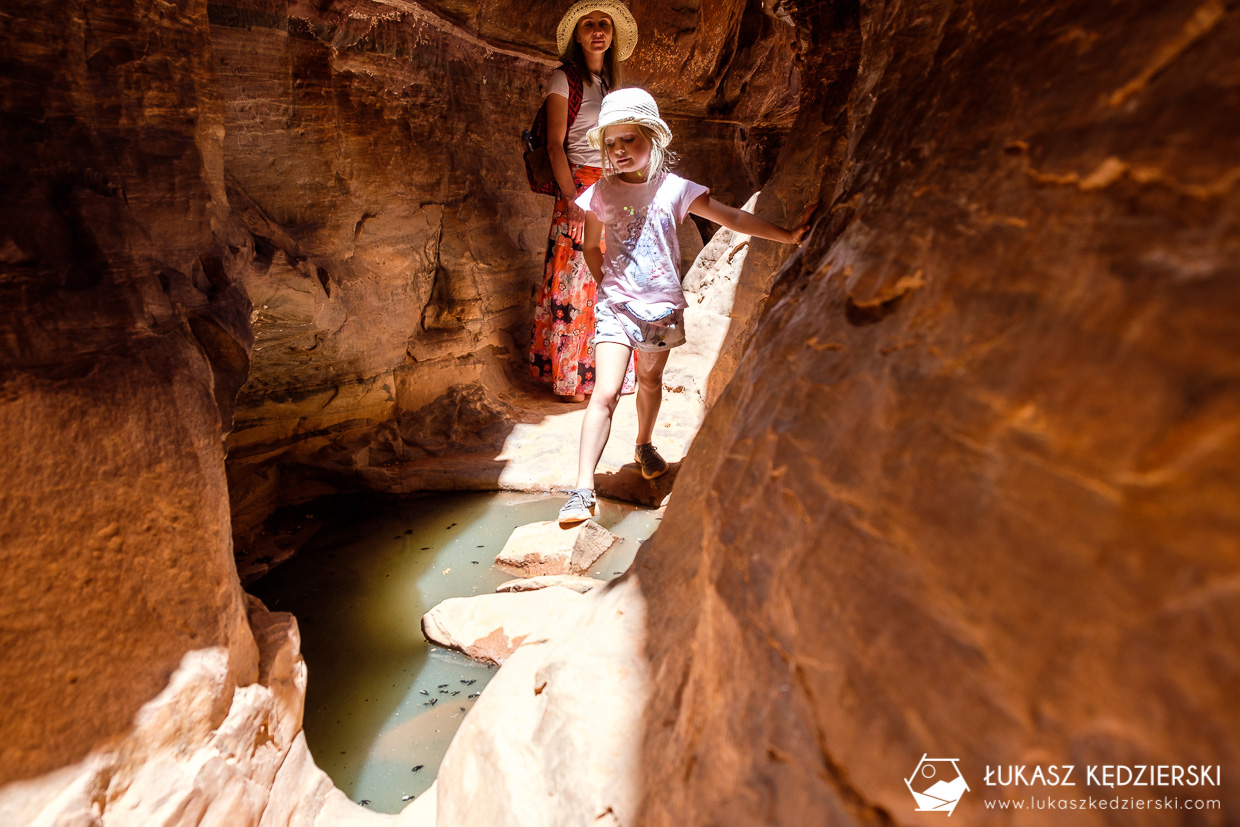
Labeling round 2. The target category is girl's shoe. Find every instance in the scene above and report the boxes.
[558,489,597,525]
[634,443,668,479]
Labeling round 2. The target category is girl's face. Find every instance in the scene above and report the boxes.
[604,124,653,182]
[575,12,614,56]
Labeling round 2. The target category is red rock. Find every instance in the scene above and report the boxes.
[0,0,257,786]
[635,2,1240,824]
[494,519,619,577]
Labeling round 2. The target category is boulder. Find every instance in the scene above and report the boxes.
[594,463,679,508]
[420,588,584,665]
[494,520,619,578]
[496,575,608,594]
[434,577,648,827]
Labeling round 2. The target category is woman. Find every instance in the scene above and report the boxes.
[528,1,638,402]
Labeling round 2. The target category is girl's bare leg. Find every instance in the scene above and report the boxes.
[576,341,634,490]
[633,349,670,445]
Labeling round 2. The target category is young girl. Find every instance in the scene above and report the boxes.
[558,87,812,524]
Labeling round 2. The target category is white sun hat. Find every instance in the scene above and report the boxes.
[587,87,673,148]
[556,1,639,62]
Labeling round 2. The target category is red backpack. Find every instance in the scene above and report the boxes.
[522,63,585,197]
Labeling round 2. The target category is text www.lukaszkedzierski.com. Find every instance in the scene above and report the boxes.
[984,796,1221,811]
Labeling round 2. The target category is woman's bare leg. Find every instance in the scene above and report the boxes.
[576,341,634,490]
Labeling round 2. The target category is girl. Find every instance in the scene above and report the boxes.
[528,1,639,403]
[559,87,812,524]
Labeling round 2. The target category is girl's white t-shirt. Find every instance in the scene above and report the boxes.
[545,69,606,167]
[576,172,710,309]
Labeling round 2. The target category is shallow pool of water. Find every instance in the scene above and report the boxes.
[250,491,660,814]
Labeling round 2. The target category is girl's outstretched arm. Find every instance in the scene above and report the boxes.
[688,194,813,245]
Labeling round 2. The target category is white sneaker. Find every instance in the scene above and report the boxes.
[558,489,596,525]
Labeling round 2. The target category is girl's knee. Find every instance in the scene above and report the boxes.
[588,386,624,412]
[636,366,665,390]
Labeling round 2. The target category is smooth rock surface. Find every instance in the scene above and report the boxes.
[435,577,647,827]
[0,0,259,786]
[494,519,619,578]
[496,575,608,594]
[635,1,1240,824]
[421,587,584,665]
[0,600,394,827]
[594,462,679,508]
[669,192,763,409]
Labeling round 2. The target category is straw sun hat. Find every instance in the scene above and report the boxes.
[586,87,673,149]
[556,1,639,62]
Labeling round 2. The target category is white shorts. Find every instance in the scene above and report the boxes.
[594,298,687,353]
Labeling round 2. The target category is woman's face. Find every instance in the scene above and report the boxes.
[575,12,614,56]
[604,124,652,180]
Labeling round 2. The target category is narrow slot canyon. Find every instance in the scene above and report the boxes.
[1,1,1237,825]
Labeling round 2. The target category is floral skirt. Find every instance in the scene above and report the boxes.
[528,165,635,396]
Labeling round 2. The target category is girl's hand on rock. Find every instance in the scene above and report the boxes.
[789,204,817,245]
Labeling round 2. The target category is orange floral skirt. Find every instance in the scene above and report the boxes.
[528,165,634,396]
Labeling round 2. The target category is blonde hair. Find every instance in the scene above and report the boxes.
[598,122,677,181]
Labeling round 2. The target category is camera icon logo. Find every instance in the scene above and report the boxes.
[905,754,969,816]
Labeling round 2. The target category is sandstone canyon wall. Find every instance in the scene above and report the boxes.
[0,2,379,823]
[0,0,261,785]
[635,0,1240,823]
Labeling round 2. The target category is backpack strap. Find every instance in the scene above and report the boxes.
[560,62,585,137]
[524,63,591,197]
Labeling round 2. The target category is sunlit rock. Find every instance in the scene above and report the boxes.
[494,519,619,578]
[496,575,608,594]
[421,588,585,665]
[0,600,374,826]
[593,463,678,508]
[434,577,647,826]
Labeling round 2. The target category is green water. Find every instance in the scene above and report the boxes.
[250,491,660,814]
